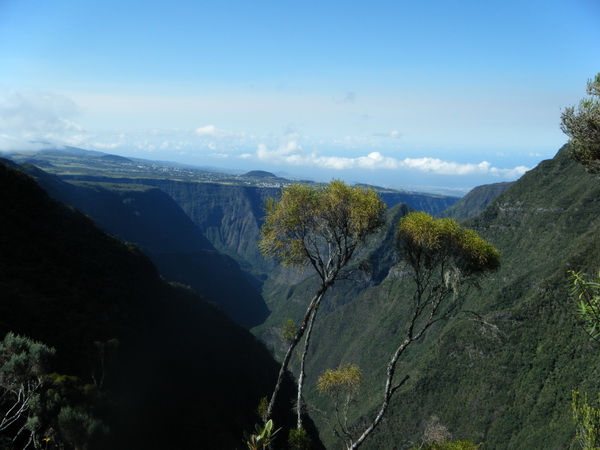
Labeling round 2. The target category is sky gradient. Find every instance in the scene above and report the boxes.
[1,0,599,192]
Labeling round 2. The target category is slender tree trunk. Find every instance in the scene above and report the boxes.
[265,285,328,421]
[297,305,319,429]
[348,340,411,449]
[348,289,446,449]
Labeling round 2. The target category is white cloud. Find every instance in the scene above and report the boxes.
[256,140,301,161]
[0,87,531,183]
[0,88,85,150]
[249,145,529,179]
[88,141,122,150]
[0,134,48,152]
[195,125,237,138]
[0,89,82,134]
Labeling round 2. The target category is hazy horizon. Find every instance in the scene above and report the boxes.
[1,1,598,191]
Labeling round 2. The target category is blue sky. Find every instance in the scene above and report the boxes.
[0,0,598,192]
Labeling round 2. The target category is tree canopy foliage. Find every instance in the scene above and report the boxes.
[561,73,600,172]
[259,180,386,277]
[317,363,362,398]
[0,332,55,444]
[398,211,501,283]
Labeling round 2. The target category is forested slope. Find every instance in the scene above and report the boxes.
[19,164,269,328]
[0,160,304,449]
[437,181,513,220]
[254,145,600,449]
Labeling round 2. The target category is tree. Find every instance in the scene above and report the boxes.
[568,270,600,342]
[348,212,500,449]
[0,332,55,447]
[561,73,600,172]
[259,180,386,430]
[316,363,362,444]
[0,333,108,449]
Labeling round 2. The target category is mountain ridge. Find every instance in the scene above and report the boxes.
[19,163,270,328]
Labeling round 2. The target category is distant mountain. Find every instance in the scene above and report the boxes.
[0,160,306,448]
[379,190,459,215]
[437,181,513,219]
[242,170,277,178]
[100,154,134,163]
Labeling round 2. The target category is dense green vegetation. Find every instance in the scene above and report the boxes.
[255,145,600,449]
[437,182,513,220]
[6,128,600,448]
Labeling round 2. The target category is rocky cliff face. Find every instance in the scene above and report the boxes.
[146,180,279,275]
[23,166,270,328]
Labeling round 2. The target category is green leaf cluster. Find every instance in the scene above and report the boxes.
[281,318,297,342]
[246,419,281,450]
[259,180,386,271]
[287,426,312,450]
[316,363,362,397]
[398,211,500,279]
[561,73,600,172]
[568,270,600,340]
[572,390,600,450]
[0,332,55,392]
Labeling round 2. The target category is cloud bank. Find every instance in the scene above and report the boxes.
[0,88,83,150]
[252,142,529,178]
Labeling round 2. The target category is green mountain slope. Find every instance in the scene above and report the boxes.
[0,160,305,449]
[437,181,513,220]
[254,146,600,449]
[379,190,459,215]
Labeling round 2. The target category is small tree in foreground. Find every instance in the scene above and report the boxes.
[259,180,386,430]
[561,73,600,172]
[0,333,108,449]
[568,270,600,343]
[0,332,55,446]
[347,212,500,449]
[316,363,362,444]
